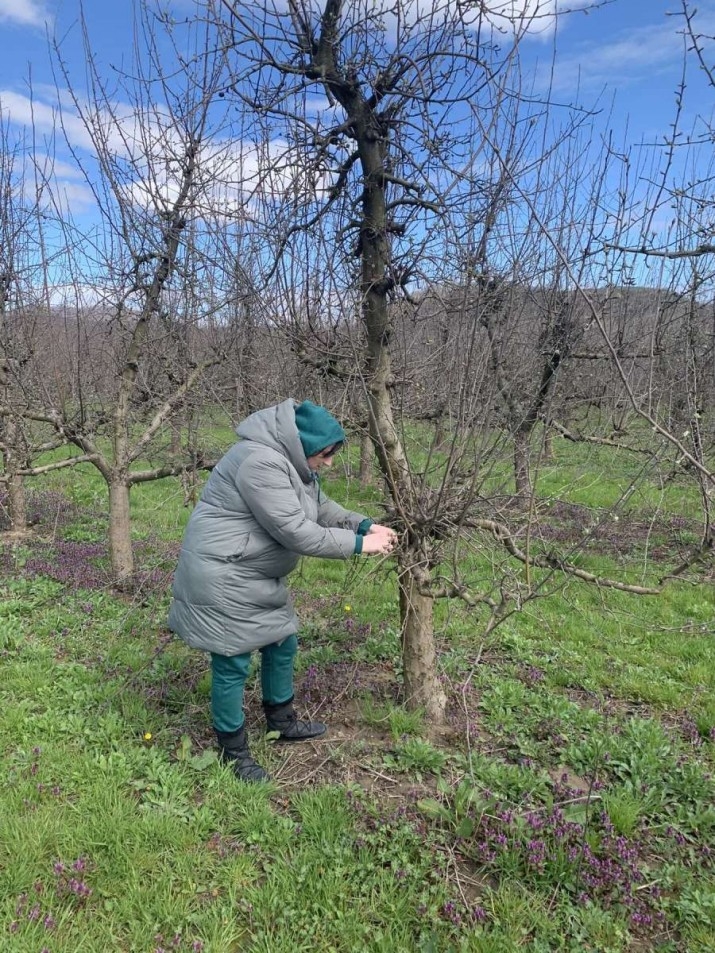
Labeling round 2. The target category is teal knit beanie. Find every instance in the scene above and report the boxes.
[294,401,346,458]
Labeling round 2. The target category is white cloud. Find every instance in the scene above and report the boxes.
[125,132,332,220]
[40,156,86,181]
[0,86,319,221]
[0,89,96,151]
[50,179,98,215]
[0,86,259,220]
[268,0,591,40]
[0,0,49,27]
[472,0,593,38]
[549,12,715,94]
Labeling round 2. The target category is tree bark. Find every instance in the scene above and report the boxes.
[108,479,134,585]
[359,427,373,486]
[169,418,182,455]
[514,429,532,498]
[542,422,555,462]
[3,416,27,532]
[399,565,447,726]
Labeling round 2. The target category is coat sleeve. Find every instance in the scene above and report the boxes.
[316,491,369,531]
[237,454,358,559]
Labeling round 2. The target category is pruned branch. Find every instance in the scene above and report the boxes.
[604,242,715,260]
[1,454,101,479]
[127,357,222,467]
[471,518,662,595]
[551,420,653,456]
[127,457,218,485]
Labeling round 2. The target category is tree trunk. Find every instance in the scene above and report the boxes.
[359,427,373,486]
[169,417,181,455]
[542,422,555,463]
[3,416,27,533]
[514,430,532,498]
[6,472,27,532]
[399,565,447,727]
[302,11,446,727]
[108,479,134,585]
[433,412,447,452]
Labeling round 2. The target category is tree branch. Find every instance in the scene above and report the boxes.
[127,357,221,466]
[604,242,715,260]
[127,457,218,485]
[470,518,662,595]
[550,420,653,456]
[2,454,102,478]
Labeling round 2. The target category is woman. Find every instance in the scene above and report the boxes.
[168,398,397,781]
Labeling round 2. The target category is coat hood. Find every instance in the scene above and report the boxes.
[235,399,311,480]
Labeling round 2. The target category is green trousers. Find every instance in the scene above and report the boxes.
[210,634,298,733]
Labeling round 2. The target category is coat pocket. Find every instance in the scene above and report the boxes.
[224,533,251,562]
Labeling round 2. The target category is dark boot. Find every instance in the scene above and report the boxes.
[216,726,270,782]
[263,696,327,742]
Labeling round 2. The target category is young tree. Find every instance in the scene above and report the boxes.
[11,3,262,584]
[590,0,715,540]
[0,118,74,533]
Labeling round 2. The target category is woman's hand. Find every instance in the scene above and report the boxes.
[362,524,398,555]
[367,524,398,542]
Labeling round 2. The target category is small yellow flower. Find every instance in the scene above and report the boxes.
[143,732,153,742]
[344,604,352,613]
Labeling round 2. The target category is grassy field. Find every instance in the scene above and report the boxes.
[1,432,714,952]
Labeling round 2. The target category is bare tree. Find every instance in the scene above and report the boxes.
[0,117,74,533]
[185,0,715,735]
[587,0,715,543]
[211,0,640,723]
[1,3,263,583]
[0,123,33,532]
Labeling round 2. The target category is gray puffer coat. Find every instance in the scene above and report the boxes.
[168,399,368,656]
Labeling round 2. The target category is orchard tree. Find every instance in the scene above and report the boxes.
[211,0,522,720]
[592,0,715,545]
[0,119,77,533]
[209,0,668,724]
[0,124,35,531]
[8,3,263,584]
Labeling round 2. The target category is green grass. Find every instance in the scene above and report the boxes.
[1,427,714,951]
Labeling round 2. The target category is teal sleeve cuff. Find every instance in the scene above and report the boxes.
[353,534,364,555]
[357,518,373,536]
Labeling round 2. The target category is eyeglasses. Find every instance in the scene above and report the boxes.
[318,442,343,458]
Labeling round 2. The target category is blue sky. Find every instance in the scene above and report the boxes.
[1,1,711,148]
[540,0,715,145]
[0,0,713,256]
